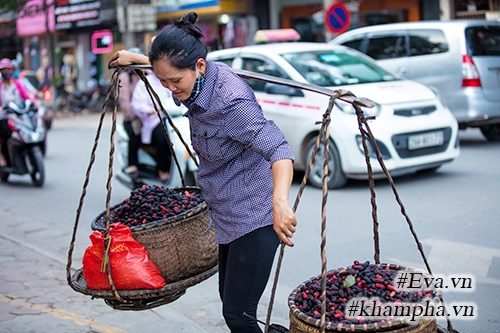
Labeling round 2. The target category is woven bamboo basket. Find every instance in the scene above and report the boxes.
[288,263,440,333]
[70,264,218,310]
[91,186,218,284]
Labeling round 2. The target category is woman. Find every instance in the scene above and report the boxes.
[109,12,297,333]
[118,48,146,177]
[0,58,37,167]
[130,71,185,183]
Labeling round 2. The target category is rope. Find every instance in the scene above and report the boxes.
[66,68,126,303]
[265,93,339,333]
[353,104,457,332]
[66,66,199,305]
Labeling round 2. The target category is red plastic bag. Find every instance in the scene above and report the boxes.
[82,222,166,290]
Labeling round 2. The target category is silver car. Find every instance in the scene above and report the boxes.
[330,20,500,141]
[208,42,460,189]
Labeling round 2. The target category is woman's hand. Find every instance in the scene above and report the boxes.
[271,159,297,247]
[273,198,297,247]
[108,50,150,69]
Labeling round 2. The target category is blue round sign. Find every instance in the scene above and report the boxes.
[325,2,350,34]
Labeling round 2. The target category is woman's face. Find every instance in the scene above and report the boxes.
[1,68,13,80]
[153,58,206,101]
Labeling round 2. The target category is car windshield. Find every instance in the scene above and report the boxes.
[281,49,397,86]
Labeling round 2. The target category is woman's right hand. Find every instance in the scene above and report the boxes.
[108,50,150,69]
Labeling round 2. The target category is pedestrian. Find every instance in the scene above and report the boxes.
[109,11,297,333]
[130,71,185,183]
[118,48,146,177]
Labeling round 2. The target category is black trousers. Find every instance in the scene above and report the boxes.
[218,225,280,333]
[150,124,171,173]
[123,120,141,167]
[0,119,12,164]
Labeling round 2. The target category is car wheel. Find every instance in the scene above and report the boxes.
[480,124,500,142]
[305,137,347,189]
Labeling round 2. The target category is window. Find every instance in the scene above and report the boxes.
[216,58,234,67]
[365,34,407,60]
[241,58,283,92]
[282,50,397,86]
[408,29,449,56]
[466,26,500,56]
[341,38,365,52]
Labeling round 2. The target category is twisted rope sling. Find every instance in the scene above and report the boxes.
[66,66,199,304]
[245,75,460,333]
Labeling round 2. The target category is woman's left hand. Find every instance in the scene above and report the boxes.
[273,201,297,247]
[108,50,150,69]
[271,159,297,247]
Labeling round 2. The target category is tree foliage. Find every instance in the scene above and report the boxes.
[0,0,29,16]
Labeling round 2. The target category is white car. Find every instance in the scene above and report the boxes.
[208,42,460,189]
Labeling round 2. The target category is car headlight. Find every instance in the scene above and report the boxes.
[335,99,381,117]
[355,135,392,159]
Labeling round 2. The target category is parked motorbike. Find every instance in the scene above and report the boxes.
[0,100,46,187]
[55,80,103,113]
[114,114,198,190]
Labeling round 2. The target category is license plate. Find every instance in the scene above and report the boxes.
[408,131,444,150]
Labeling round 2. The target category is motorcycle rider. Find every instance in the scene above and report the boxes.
[0,58,38,167]
[131,71,185,183]
[119,47,147,177]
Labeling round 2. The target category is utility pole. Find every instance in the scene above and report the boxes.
[43,0,57,105]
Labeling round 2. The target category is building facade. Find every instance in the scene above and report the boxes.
[3,0,499,95]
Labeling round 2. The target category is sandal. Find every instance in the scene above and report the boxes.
[124,166,139,177]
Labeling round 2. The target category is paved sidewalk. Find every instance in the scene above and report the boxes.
[0,234,228,333]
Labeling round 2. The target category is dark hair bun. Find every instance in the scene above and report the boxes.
[176,12,203,39]
[180,12,198,25]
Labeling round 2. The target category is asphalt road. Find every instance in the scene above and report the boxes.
[0,111,498,332]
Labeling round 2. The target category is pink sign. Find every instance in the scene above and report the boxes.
[16,0,55,36]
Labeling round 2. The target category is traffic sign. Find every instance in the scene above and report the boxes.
[325,2,350,34]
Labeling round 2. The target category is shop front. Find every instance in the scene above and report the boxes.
[15,0,56,73]
[154,0,258,49]
[53,0,119,92]
[277,0,439,42]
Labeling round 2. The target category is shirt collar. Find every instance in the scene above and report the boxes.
[179,61,217,114]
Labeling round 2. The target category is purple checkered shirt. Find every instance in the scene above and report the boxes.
[180,61,295,244]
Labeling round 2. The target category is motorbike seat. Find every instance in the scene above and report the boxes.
[141,144,156,156]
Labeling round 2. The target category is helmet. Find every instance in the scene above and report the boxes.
[128,47,144,55]
[0,58,13,70]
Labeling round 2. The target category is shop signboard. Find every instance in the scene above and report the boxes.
[54,0,117,31]
[16,0,56,36]
[126,4,157,32]
[153,0,219,13]
[91,30,113,54]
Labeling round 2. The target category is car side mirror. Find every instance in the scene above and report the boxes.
[264,83,304,97]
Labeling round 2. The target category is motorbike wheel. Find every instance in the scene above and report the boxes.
[56,95,69,113]
[28,146,45,187]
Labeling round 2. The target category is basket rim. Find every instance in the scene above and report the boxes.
[91,186,207,232]
[70,263,218,300]
[288,263,442,332]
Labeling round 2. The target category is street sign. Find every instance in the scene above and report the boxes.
[325,2,350,34]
